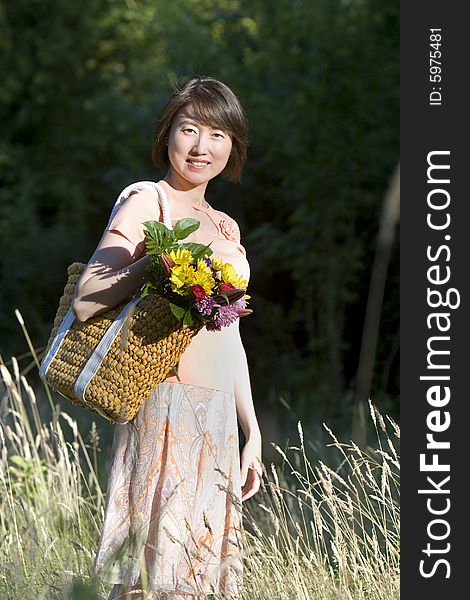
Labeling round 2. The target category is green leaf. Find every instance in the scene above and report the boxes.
[143,220,174,254]
[170,303,185,321]
[143,220,172,239]
[180,242,213,258]
[183,310,194,326]
[173,218,200,240]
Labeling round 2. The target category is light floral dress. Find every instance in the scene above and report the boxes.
[92,181,251,598]
[93,382,243,597]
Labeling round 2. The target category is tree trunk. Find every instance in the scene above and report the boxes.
[352,162,400,446]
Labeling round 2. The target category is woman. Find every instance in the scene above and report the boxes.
[72,76,263,599]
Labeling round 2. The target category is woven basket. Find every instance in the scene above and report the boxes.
[40,262,202,423]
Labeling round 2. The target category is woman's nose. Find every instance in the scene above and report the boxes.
[191,132,209,154]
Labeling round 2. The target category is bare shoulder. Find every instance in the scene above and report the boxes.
[113,187,162,223]
[103,186,163,250]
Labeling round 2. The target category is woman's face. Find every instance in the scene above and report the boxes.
[166,107,233,189]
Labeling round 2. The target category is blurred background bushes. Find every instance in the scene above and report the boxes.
[0,0,399,448]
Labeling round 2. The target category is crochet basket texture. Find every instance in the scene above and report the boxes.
[41,261,202,423]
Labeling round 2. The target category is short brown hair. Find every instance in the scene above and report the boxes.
[152,76,249,183]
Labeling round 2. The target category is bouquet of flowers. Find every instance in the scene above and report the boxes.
[142,218,252,331]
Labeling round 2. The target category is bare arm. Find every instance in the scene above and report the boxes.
[71,235,150,322]
[72,189,160,322]
[234,327,261,443]
[233,324,263,501]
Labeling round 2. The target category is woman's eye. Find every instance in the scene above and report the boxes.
[212,132,225,139]
[183,127,197,134]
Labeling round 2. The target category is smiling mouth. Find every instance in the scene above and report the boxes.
[187,159,210,168]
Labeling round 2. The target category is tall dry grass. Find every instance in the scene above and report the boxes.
[0,312,399,599]
[0,353,104,598]
[240,406,399,599]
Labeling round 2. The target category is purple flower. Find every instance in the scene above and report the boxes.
[201,256,212,267]
[206,304,239,331]
[195,296,216,316]
[234,296,246,310]
[233,296,253,317]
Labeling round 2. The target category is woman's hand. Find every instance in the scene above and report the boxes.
[240,436,263,502]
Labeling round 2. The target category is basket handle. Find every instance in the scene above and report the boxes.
[152,183,172,230]
[106,180,173,231]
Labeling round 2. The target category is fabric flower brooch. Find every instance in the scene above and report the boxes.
[219,218,240,242]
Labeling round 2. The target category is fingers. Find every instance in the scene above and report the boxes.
[240,446,263,500]
[241,481,260,501]
[250,461,263,478]
[240,453,262,485]
[241,467,261,502]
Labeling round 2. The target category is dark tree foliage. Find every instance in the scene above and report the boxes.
[0,0,399,433]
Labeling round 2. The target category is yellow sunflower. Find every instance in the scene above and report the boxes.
[192,268,215,294]
[169,248,193,266]
[219,263,247,289]
[211,257,224,271]
[170,263,195,295]
[196,258,212,273]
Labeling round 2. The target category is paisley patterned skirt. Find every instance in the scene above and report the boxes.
[93,381,244,598]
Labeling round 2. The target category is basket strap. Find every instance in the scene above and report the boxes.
[152,183,172,229]
[74,295,144,401]
[106,180,172,230]
[39,306,76,380]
